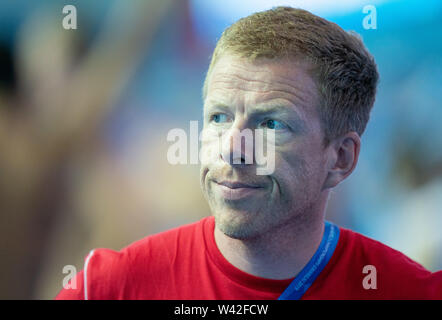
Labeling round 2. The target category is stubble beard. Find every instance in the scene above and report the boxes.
[209,186,320,241]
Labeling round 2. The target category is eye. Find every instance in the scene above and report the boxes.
[260,119,287,130]
[210,113,230,124]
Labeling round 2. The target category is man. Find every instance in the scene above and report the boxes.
[56,7,442,300]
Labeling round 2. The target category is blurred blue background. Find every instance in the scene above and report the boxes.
[0,0,441,299]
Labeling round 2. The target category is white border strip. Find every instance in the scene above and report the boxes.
[83,249,95,300]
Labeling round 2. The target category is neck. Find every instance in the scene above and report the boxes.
[214,213,325,280]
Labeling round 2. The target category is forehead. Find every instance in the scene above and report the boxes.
[205,54,319,117]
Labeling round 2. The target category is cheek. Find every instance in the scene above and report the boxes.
[273,147,321,192]
[200,130,222,167]
[199,165,209,191]
[275,153,306,185]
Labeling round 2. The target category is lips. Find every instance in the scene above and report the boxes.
[214,180,264,200]
[217,181,261,189]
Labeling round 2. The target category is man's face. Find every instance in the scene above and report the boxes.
[200,53,328,240]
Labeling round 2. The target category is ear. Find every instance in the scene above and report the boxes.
[322,131,361,190]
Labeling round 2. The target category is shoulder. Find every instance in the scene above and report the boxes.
[61,217,210,299]
[340,227,430,273]
[335,226,442,298]
[120,216,209,266]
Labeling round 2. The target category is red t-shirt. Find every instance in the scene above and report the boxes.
[55,216,442,299]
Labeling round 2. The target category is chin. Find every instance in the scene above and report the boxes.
[213,208,267,240]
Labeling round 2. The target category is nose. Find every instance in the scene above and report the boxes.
[220,125,255,166]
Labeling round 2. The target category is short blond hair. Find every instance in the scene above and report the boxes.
[203,7,379,144]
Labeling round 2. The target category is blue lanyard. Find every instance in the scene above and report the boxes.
[278,221,340,300]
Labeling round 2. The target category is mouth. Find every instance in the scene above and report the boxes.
[214,180,264,200]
